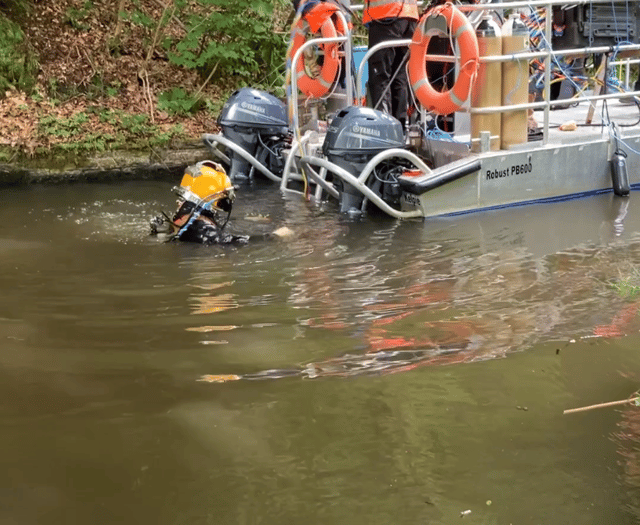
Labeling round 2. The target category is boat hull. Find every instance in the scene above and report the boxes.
[400,111,640,218]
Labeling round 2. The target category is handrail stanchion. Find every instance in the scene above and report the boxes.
[356,39,412,104]
[290,35,347,140]
[335,10,354,106]
[543,2,552,145]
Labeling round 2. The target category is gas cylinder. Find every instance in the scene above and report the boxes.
[471,14,502,152]
[501,13,530,149]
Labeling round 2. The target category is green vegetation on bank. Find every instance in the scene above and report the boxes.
[0,0,292,159]
[611,270,640,299]
[37,109,185,155]
[163,0,289,98]
[0,12,38,93]
[1,0,290,98]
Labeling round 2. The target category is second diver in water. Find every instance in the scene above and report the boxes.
[150,160,293,244]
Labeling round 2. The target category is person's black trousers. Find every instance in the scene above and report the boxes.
[367,17,417,127]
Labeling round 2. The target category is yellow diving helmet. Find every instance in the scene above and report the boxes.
[174,160,235,211]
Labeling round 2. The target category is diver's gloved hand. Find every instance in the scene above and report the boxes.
[150,215,172,235]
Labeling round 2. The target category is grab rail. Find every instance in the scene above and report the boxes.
[350,0,640,146]
[287,9,353,146]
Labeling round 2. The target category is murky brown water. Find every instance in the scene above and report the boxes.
[3,181,640,524]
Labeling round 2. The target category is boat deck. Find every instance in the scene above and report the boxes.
[521,97,640,149]
[419,95,640,170]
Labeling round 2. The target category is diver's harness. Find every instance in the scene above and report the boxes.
[154,190,233,243]
[174,194,232,240]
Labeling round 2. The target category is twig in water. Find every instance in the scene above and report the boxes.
[564,393,640,414]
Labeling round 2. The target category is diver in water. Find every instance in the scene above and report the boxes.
[150,160,292,244]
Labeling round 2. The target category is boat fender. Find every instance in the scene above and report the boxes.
[408,3,479,115]
[399,159,482,195]
[611,151,630,197]
[288,2,347,98]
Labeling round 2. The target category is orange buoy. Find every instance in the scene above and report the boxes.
[288,3,346,98]
[408,3,479,115]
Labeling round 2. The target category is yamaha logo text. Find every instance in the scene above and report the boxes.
[241,101,266,114]
[352,125,380,137]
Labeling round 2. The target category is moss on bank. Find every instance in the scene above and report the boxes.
[0,141,212,186]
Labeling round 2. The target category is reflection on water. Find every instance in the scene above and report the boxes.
[188,196,640,382]
[614,404,640,521]
[4,182,640,524]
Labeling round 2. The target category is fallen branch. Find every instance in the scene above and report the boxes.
[144,3,173,64]
[138,68,155,124]
[193,62,219,99]
[564,394,640,415]
[138,2,175,124]
[150,0,187,32]
[113,0,126,40]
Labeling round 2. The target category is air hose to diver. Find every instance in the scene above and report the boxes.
[173,199,232,241]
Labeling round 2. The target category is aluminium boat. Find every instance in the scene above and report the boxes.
[202,0,640,219]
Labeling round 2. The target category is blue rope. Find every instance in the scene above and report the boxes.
[175,201,212,239]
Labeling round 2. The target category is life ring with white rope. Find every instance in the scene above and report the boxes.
[288,2,348,98]
[408,2,480,115]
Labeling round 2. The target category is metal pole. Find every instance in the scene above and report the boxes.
[543,2,552,145]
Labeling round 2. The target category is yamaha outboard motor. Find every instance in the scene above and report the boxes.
[218,88,290,182]
[322,106,405,213]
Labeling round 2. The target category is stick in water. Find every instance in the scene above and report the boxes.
[564,396,639,415]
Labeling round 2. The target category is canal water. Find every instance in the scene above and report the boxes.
[3,180,640,524]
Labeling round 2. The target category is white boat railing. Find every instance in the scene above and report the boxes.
[464,0,639,147]
[351,0,640,147]
[288,34,352,139]
[281,0,640,213]
[287,9,354,145]
[298,150,426,218]
[289,0,640,139]
[612,58,640,89]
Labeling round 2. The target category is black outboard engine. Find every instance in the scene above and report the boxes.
[322,106,405,213]
[218,88,290,182]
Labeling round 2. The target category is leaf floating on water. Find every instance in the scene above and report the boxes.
[244,213,271,222]
[197,374,242,383]
[191,294,238,315]
[189,281,234,291]
[186,325,238,332]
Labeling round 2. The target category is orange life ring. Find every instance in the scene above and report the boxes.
[408,3,479,115]
[289,3,347,98]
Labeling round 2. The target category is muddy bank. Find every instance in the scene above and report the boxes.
[0,140,212,186]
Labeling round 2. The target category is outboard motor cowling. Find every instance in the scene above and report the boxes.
[218,88,290,181]
[322,107,405,213]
